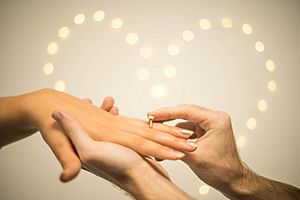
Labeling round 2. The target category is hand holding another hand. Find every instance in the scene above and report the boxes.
[148,105,247,198]
[21,89,196,181]
[52,108,192,200]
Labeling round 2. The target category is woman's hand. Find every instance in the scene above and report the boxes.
[20,89,197,182]
[52,111,193,200]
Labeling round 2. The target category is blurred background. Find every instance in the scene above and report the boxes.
[0,0,299,199]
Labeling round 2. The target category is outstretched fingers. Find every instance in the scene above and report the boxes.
[115,133,186,160]
[148,105,213,129]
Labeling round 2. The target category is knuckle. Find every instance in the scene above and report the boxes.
[214,112,232,127]
[132,137,145,147]
[155,146,169,157]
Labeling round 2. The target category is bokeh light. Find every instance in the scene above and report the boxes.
[255,41,265,52]
[268,80,277,92]
[111,18,123,29]
[47,42,58,55]
[58,26,70,38]
[221,17,232,28]
[93,10,105,22]
[182,30,194,41]
[265,60,276,72]
[242,24,253,35]
[43,62,54,75]
[257,99,268,112]
[126,32,139,45]
[247,118,257,130]
[54,81,66,91]
[74,13,85,24]
[199,19,211,30]
[199,185,210,195]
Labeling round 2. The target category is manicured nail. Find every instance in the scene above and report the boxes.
[187,140,198,149]
[181,129,194,137]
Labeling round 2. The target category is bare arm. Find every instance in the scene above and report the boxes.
[0,95,37,148]
[124,162,194,200]
[230,168,300,200]
[0,89,194,182]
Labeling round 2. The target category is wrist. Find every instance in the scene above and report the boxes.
[0,93,38,147]
[123,161,192,200]
[8,94,37,132]
[225,164,259,200]
[121,161,154,197]
[21,88,56,130]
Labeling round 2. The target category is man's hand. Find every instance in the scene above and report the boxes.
[52,110,193,200]
[148,105,243,194]
[148,105,300,200]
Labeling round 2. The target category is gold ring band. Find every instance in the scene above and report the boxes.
[148,116,155,129]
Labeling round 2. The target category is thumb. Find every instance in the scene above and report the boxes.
[52,111,94,153]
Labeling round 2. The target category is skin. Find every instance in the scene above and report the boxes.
[52,110,194,200]
[148,104,300,200]
[0,89,197,182]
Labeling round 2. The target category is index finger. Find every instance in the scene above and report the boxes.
[148,105,213,125]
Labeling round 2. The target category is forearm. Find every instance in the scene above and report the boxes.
[226,167,300,200]
[122,164,194,200]
[0,94,37,147]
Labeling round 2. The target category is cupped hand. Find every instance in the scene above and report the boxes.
[148,105,246,193]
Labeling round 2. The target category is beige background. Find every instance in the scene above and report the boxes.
[0,0,299,199]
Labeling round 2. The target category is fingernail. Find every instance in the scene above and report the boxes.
[186,141,198,149]
[181,129,194,137]
[174,151,186,158]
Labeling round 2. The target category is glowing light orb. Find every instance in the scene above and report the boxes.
[247,118,257,130]
[43,62,54,75]
[199,19,211,30]
[182,30,194,41]
[47,42,58,55]
[111,18,123,29]
[58,26,70,38]
[74,13,85,24]
[93,10,105,22]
